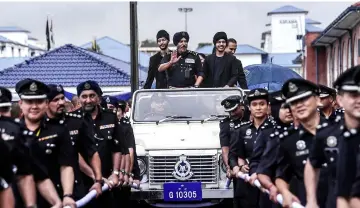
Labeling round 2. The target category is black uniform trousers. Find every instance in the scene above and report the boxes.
[233,178,259,208]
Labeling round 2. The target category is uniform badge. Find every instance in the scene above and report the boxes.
[229,122,234,128]
[296,140,306,150]
[254,90,260,96]
[246,129,252,136]
[106,97,110,103]
[84,83,91,90]
[288,82,298,93]
[326,136,337,147]
[185,58,195,63]
[225,101,231,107]
[57,85,62,92]
[29,82,37,92]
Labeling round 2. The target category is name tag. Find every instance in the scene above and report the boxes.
[295,149,309,156]
[69,130,79,136]
[99,124,115,130]
[39,134,58,142]
[185,58,195,64]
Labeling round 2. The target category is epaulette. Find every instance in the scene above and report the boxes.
[45,117,65,125]
[102,108,117,114]
[220,117,230,123]
[188,50,198,56]
[121,117,131,125]
[240,121,251,125]
[279,126,297,141]
[65,112,83,119]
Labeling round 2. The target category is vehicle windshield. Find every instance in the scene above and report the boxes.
[132,88,243,122]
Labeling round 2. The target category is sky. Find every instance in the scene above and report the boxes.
[0,1,354,50]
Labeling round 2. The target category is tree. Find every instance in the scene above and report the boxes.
[141,39,157,47]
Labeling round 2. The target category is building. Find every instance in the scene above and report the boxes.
[0,44,147,100]
[139,40,177,56]
[260,5,324,76]
[0,26,46,58]
[195,44,267,67]
[304,2,360,86]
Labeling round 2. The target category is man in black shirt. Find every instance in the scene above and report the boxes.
[158,31,204,88]
[225,38,248,89]
[144,30,170,89]
[201,32,239,88]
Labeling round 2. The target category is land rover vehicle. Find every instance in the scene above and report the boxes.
[130,88,245,207]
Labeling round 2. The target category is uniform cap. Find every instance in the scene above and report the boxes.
[15,79,49,100]
[282,78,319,104]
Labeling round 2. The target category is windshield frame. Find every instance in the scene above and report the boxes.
[130,87,245,124]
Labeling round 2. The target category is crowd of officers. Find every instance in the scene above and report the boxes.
[0,79,140,208]
[219,65,360,208]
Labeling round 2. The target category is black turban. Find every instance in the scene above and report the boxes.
[213,32,228,44]
[173,31,189,46]
[156,30,169,41]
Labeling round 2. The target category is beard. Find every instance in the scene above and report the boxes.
[83,104,96,113]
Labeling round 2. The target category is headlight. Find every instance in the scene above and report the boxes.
[137,157,147,176]
[219,155,227,173]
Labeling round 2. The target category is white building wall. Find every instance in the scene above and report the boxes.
[270,13,306,53]
[263,34,272,53]
[235,54,262,67]
[0,32,28,46]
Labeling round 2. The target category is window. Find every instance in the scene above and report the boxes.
[296,35,303,40]
[18,49,21,57]
[11,47,14,57]
[343,41,347,71]
[338,43,342,74]
[327,50,333,86]
[349,38,352,68]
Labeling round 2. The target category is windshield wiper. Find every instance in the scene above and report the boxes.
[201,115,228,123]
[157,115,192,124]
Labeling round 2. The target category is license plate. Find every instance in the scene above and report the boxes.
[163,182,202,201]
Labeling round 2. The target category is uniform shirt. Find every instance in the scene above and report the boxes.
[228,119,272,170]
[119,117,140,180]
[161,50,203,88]
[0,138,14,191]
[250,123,289,175]
[257,125,290,178]
[219,116,243,148]
[309,115,342,180]
[276,117,327,182]
[25,117,76,191]
[319,108,344,124]
[335,122,360,198]
[79,107,128,177]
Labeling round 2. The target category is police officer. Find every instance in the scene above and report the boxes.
[324,65,360,208]
[318,84,342,122]
[76,80,130,207]
[251,90,293,208]
[274,78,328,207]
[16,79,76,208]
[219,95,245,207]
[0,138,16,208]
[257,91,294,206]
[45,84,103,203]
[304,68,360,208]
[102,95,118,112]
[229,88,273,208]
[158,31,204,88]
[144,30,171,89]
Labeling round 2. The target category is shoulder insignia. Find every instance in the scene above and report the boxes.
[270,133,275,137]
[188,50,198,56]
[322,122,328,128]
[59,120,64,125]
[14,118,20,123]
[335,116,342,122]
[317,125,323,129]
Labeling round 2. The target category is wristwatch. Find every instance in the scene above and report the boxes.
[120,169,126,174]
[112,170,120,176]
[63,194,74,199]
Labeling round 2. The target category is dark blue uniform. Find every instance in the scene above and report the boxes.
[161,50,203,88]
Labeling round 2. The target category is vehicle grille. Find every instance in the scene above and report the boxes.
[148,155,218,185]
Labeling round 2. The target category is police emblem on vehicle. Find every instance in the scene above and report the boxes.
[296,140,306,150]
[172,155,193,180]
[326,136,337,147]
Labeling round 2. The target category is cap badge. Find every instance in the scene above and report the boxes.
[84,83,91,90]
[296,140,306,150]
[56,85,62,92]
[106,97,110,103]
[225,101,231,107]
[288,82,298,93]
[29,82,37,92]
[254,90,260,96]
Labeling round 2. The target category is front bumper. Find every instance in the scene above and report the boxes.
[131,181,233,200]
